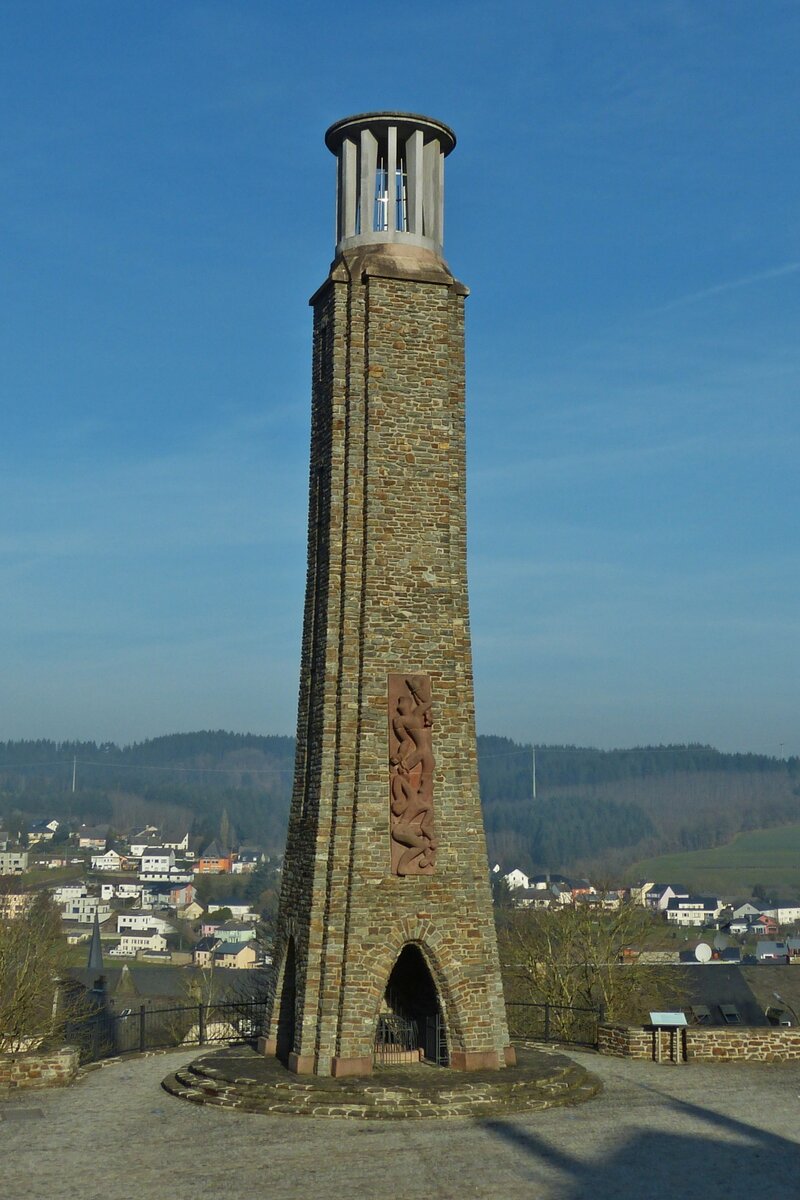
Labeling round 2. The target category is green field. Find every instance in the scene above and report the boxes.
[626,824,800,900]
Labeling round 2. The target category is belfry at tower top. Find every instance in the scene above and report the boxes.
[324,111,456,258]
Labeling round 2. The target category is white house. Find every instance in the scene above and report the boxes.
[665,896,722,927]
[117,910,174,935]
[140,847,176,875]
[731,902,761,921]
[162,832,189,851]
[647,885,690,912]
[0,849,29,874]
[51,883,88,905]
[91,849,124,872]
[108,928,168,957]
[214,922,257,943]
[208,899,258,922]
[760,903,800,926]
[502,869,530,891]
[61,897,112,925]
[230,851,261,874]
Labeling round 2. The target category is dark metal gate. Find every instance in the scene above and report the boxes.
[423,1013,448,1065]
[374,1013,419,1064]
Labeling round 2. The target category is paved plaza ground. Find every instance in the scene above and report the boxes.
[2,1046,799,1200]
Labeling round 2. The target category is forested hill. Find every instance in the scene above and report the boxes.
[479,737,799,877]
[1,732,797,870]
[0,732,295,853]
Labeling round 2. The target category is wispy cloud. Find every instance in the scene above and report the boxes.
[653,261,800,313]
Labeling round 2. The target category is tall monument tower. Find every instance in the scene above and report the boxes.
[262,112,512,1076]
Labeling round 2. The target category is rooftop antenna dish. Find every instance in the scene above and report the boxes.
[695,942,712,964]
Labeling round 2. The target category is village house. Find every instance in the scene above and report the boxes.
[0,848,29,874]
[207,898,258,922]
[752,913,780,938]
[192,936,221,967]
[51,883,88,905]
[117,910,175,935]
[27,818,59,844]
[214,921,257,943]
[127,825,159,849]
[139,846,176,875]
[90,848,124,871]
[212,940,258,969]
[627,880,656,906]
[77,825,109,850]
[731,902,761,921]
[647,884,690,912]
[230,850,261,874]
[0,892,33,919]
[108,928,168,957]
[99,881,142,903]
[760,902,800,926]
[194,840,233,874]
[513,887,555,910]
[665,895,723,927]
[162,831,190,851]
[140,879,195,909]
[756,940,791,963]
[61,896,112,925]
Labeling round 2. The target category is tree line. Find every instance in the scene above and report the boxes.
[1,732,797,871]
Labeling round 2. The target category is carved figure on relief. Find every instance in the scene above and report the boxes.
[389,674,437,875]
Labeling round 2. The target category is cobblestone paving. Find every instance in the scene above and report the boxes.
[2,1047,799,1200]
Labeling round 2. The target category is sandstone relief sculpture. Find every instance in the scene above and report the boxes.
[389,674,437,875]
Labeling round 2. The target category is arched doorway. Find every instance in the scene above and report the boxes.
[275,937,296,1064]
[377,943,448,1065]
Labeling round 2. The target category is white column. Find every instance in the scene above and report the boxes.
[359,128,378,236]
[405,129,423,236]
[423,137,441,244]
[386,125,397,235]
[340,137,357,240]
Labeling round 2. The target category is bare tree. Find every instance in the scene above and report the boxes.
[0,892,70,1053]
[498,901,684,1038]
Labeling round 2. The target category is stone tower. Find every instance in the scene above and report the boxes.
[261,112,512,1076]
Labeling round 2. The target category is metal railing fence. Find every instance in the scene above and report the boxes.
[70,999,268,1063]
[505,1000,604,1047]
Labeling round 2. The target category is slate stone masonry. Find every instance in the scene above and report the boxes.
[261,114,512,1077]
[599,1023,800,1062]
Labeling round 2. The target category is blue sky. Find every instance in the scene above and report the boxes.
[2,2,798,754]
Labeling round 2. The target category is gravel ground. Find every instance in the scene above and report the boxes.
[2,1047,799,1200]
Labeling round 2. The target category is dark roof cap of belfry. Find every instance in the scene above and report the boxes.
[325,112,456,156]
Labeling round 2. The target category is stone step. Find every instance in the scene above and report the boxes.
[161,1048,602,1119]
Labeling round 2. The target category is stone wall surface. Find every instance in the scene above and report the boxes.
[599,1023,800,1062]
[265,245,511,1074]
[0,1047,80,1089]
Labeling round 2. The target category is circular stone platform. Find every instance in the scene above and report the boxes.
[161,1043,602,1119]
